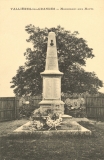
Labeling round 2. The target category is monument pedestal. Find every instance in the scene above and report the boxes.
[39,71,64,116]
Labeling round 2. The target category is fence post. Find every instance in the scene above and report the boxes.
[85,97,88,118]
[14,97,17,119]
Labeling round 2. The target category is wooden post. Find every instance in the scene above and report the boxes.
[14,97,17,119]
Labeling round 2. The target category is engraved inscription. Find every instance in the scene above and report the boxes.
[48,51,54,57]
[44,78,60,99]
[48,58,57,70]
[44,78,52,99]
[52,78,60,99]
[47,47,57,57]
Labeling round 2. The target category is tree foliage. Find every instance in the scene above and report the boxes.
[10,25,103,96]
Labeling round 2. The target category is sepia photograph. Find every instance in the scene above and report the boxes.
[0,0,104,159]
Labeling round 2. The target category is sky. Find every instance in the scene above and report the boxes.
[0,0,104,97]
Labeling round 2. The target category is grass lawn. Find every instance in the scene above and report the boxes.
[0,119,104,160]
[0,119,29,137]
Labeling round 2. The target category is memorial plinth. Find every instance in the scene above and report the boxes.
[39,32,64,115]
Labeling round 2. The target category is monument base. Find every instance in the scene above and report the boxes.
[39,100,64,116]
[13,117,92,136]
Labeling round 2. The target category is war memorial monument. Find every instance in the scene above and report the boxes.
[14,31,91,135]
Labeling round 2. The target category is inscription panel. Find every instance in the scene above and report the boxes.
[43,78,60,99]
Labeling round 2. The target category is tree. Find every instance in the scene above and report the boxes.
[10,25,103,96]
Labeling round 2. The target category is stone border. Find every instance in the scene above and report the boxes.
[13,120,91,136]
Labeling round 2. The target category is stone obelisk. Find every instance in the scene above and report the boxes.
[39,32,64,116]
